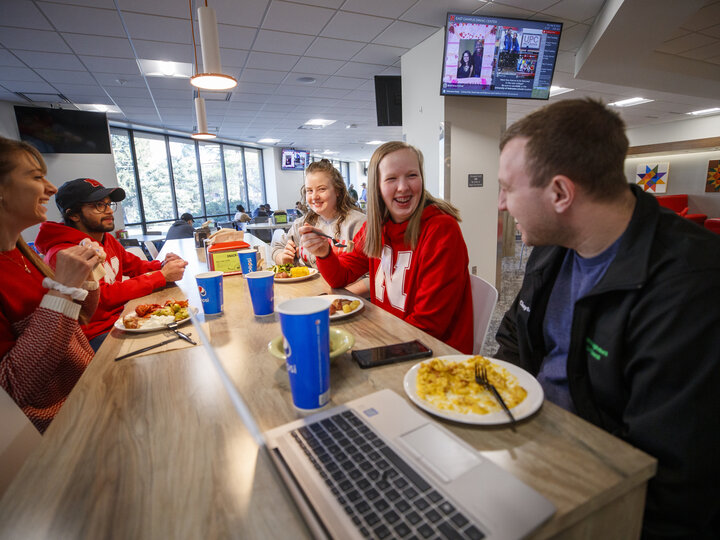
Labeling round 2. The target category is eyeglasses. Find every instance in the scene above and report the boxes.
[85,201,117,213]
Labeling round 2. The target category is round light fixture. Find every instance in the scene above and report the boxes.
[191,73,237,90]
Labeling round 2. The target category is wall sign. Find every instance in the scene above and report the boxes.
[468,174,484,187]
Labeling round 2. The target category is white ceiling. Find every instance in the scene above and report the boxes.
[1,0,719,161]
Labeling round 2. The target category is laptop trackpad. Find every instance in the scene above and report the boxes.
[398,423,481,482]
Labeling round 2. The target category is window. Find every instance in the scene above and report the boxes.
[108,126,266,231]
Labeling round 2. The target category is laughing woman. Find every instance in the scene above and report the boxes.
[271,159,365,268]
[0,137,101,433]
[300,142,473,353]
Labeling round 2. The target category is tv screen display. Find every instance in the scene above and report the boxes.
[281,149,309,171]
[14,106,112,154]
[441,13,562,99]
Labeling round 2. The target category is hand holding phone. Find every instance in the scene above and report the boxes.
[352,340,432,369]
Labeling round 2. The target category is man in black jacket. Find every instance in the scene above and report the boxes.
[495,98,720,539]
[165,212,195,240]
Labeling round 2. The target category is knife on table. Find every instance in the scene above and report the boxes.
[114,333,193,362]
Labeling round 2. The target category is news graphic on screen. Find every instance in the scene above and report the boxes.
[281,148,310,171]
[440,13,562,100]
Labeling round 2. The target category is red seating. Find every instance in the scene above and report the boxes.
[705,219,720,235]
[655,194,707,226]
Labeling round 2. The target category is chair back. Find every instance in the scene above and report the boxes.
[126,246,149,261]
[144,240,159,259]
[470,274,498,355]
[118,238,141,247]
[0,387,41,498]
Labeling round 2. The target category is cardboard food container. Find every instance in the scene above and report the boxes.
[207,240,252,275]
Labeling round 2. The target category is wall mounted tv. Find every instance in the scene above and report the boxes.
[14,106,112,154]
[440,13,563,99]
[281,148,309,171]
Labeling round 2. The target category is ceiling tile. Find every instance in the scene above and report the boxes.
[132,40,194,63]
[219,49,250,69]
[80,56,141,75]
[341,0,416,19]
[253,30,315,54]
[263,1,335,35]
[96,74,146,87]
[321,76,366,89]
[3,0,54,30]
[541,0,606,23]
[239,68,288,83]
[217,24,257,50]
[558,23,591,52]
[681,2,720,31]
[35,69,96,84]
[105,86,151,98]
[63,34,135,58]
[122,12,191,44]
[37,2,125,37]
[372,21,437,48]
[401,0,483,26]
[2,80,58,93]
[305,37,365,60]
[13,50,86,70]
[656,32,717,54]
[0,50,24,67]
[246,51,301,71]
[476,3,533,18]
[0,28,71,53]
[334,61,386,78]
[292,57,344,75]
[0,66,45,82]
[494,0,558,11]
[352,43,407,65]
[322,12,392,42]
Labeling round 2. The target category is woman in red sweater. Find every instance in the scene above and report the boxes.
[0,137,101,433]
[301,142,473,353]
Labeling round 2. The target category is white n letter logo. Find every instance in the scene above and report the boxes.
[374,247,412,312]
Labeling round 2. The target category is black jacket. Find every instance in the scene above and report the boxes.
[165,220,194,240]
[496,185,720,539]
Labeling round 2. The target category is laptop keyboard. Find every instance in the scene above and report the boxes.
[291,410,486,540]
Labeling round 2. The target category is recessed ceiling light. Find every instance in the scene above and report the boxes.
[137,59,193,78]
[549,86,573,97]
[687,107,720,116]
[258,138,280,144]
[366,140,384,145]
[305,118,336,127]
[75,103,123,114]
[608,97,654,107]
[297,77,316,84]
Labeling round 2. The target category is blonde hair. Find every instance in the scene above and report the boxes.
[301,159,354,237]
[364,142,460,258]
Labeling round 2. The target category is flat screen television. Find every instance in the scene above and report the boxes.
[440,13,563,99]
[281,148,309,171]
[14,106,112,154]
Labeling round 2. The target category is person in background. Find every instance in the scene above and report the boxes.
[348,184,358,202]
[271,159,365,271]
[165,212,194,240]
[494,98,720,538]
[233,204,251,223]
[0,137,101,433]
[252,205,269,219]
[35,178,188,351]
[359,183,367,203]
[300,142,473,353]
[294,201,307,215]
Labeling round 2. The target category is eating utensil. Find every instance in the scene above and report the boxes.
[310,230,347,248]
[115,335,188,362]
[167,321,197,345]
[475,362,517,430]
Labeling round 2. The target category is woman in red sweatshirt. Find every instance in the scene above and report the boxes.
[301,142,473,353]
[0,137,101,433]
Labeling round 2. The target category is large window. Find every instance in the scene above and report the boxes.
[310,154,352,187]
[110,128,266,233]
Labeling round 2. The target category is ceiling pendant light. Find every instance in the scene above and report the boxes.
[190,3,237,91]
[192,96,216,139]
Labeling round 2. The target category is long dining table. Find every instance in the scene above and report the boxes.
[0,237,656,539]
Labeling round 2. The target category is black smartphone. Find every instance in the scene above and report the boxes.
[352,340,432,369]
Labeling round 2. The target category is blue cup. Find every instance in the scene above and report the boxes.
[238,249,259,274]
[246,270,275,316]
[195,271,224,315]
[276,297,331,411]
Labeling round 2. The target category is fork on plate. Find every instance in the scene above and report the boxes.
[475,362,517,430]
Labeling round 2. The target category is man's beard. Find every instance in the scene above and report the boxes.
[80,213,114,233]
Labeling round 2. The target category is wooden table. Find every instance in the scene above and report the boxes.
[0,239,656,539]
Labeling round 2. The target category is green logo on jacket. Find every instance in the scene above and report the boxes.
[585,337,608,361]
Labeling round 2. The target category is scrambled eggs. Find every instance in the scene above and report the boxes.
[416,356,527,415]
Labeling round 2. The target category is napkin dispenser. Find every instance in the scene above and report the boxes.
[194,227,211,248]
[207,240,252,275]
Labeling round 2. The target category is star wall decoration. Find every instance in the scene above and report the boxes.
[636,163,669,193]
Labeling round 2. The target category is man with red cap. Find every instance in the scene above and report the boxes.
[35,178,187,350]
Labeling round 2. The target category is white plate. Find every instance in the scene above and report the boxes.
[114,307,197,334]
[403,355,544,425]
[321,294,365,320]
[273,267,318,282]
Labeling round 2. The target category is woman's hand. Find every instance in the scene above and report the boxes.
[54,245,101,288]
[277,239,296,265]
[299,226,331,259]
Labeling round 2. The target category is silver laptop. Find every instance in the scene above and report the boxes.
[265,389,555,540]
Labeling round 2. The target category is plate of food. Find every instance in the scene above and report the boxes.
[323,295,364,320]
[114,299,195,333]
[403,355,543,425]
[270,264,318,282]
[267,327,354,362]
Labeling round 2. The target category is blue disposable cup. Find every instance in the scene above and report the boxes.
[246,270,275,316]
[276,297,331,411]
[238,249,259,274]
[195,271,224,315]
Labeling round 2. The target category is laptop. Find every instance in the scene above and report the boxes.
[189,319,555,539]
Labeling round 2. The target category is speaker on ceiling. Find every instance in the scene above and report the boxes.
[374,76,402,127]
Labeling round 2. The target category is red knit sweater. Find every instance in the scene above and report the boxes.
[35,222,165,339]
[0,250,94,433]
[316,205,474,354]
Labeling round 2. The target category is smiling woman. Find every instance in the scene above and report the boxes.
[0,136,101,433]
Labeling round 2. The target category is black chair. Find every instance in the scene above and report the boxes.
[118,238,141,247]
[249,217,272,243]
[218,221,237,230]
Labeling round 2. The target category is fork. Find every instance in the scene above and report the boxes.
[310,230,347,248]
[167,321,197,345]
[475,362,517,430]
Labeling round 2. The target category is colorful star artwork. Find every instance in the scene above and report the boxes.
[636,162,669,193]
[706,160,720,192]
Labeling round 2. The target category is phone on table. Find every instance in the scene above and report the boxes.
[352,340,432,369]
